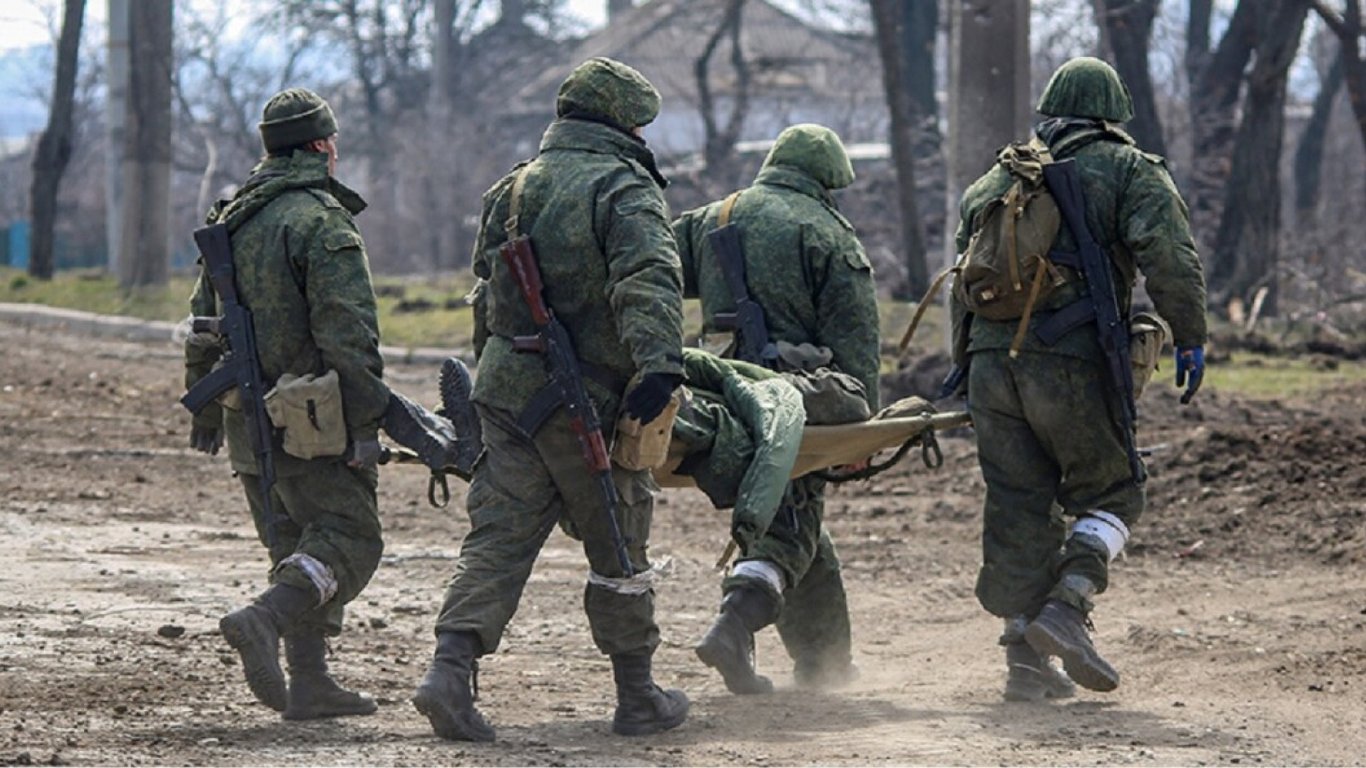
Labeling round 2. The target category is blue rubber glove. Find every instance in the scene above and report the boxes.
[1174,346,1204,404]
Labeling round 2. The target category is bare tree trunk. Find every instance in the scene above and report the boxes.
[106,0,128,273]
[871,0,929,298]
[1098,0,1167,155]
[118,0,173,289]
[429,0,459,270]
[1293,48,1344,221]
[695,0,749,189]
[1312,0,1366,155]
[28,0,86,280]
[1209,0,1311,315]
[1188,0,1256,247]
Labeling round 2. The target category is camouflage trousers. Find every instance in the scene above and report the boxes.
[434,403,661,657]
[240,461,384,636]
[723,474,852,675]
[968,350,1146,619]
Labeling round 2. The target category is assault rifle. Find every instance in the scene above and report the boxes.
[708,224,779,368]
[500,233,635,576]
[179,223,283,545]
[1040,160,1144,484]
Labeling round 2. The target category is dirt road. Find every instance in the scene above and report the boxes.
[1,323,1363,766]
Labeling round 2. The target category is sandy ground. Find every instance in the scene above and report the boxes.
[1,322,1364,766]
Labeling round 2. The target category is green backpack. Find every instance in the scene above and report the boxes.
[899,137,1065,357]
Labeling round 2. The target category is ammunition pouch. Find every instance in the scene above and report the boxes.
[264,370,348,460]
[1129,311,1169,399]
[613,385,684,471]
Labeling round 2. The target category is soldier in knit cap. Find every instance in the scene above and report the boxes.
[186,87,390,720]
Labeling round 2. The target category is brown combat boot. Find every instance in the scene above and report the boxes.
[1024,599,1119,692]
[283,632,377,720]
[412,631,495,742]
[610,651,689,736]
[218,583,316,712]
[694,587,778,695]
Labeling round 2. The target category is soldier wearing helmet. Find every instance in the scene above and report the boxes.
[412,57,689,741]
[954,57,1208,700]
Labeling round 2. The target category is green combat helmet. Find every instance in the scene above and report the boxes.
[556,57,661,131]
[761,123,855,190]
[1036,56,1134,123]
[258,87,338,153]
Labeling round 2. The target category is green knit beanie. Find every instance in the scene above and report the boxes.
[259,88,338,153]
[1037,57,1134,123]
[556,57,661,130]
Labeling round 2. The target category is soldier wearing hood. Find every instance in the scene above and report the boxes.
[954,57,1207,700]
[186,88,388,721]
[673,123,880,695]
[412,57,689,741]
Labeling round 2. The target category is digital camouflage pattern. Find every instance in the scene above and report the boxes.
[556,57,661,130]
[1036,56,1134,124]
[184,147,389,625]
[187,150,389,476]
[673,123,876,680]
[955,63,1208,618]
[446,64,685,658]
[674,124,880,407]
[238,463,383,637]
[470,118,684,418]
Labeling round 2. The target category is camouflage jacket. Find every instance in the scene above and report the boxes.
[185,151,389,475]
[470,118,685,418]
[674,166,881,410]
[955,119,1208,359]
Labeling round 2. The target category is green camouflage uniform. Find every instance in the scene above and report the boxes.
[673,124,880,679]
[433,61,685,658]
[185,148,389,635]
[955,58,1208,622]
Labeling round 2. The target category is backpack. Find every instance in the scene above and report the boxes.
[899,137,1065,357]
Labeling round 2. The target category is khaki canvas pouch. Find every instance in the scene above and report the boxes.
[265,369,348,459]
[613,388,684,471]
[1129,311,1170,399]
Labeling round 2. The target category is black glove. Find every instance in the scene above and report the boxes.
[190,425,222,455]
[346,438,382,470]
[622,373,682,425]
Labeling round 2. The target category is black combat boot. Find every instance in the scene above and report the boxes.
[610,651,690,736]
[694,587,779,695]
[282,632,378,720]
[412,631,495,742]
[1023,599,1120,692]
[1004,641,1077,702]
[219,583,317,712]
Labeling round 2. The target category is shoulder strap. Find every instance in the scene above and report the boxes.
[717,190,743,228]
[504,162,536,240]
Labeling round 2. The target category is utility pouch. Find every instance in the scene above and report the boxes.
[1129,311,1169,399]
[613,388,684,471]
[265,369,348,459]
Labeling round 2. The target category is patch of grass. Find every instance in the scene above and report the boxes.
[0,267,195,321]
[1205,352,1366,400]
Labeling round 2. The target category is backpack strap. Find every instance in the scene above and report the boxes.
[717,190,743,228]
[897,265,957,354]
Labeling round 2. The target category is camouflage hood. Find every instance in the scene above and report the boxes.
[556,57,661,131]
[1037,56,1134,123]
[760,123,855,190]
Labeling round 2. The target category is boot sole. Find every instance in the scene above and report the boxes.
[1023,621,1119,693]
[611,698,689,736]
[695,641,773,695]
[219,615,287,712]
[412,687,495,742]
[284,696,379,721]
